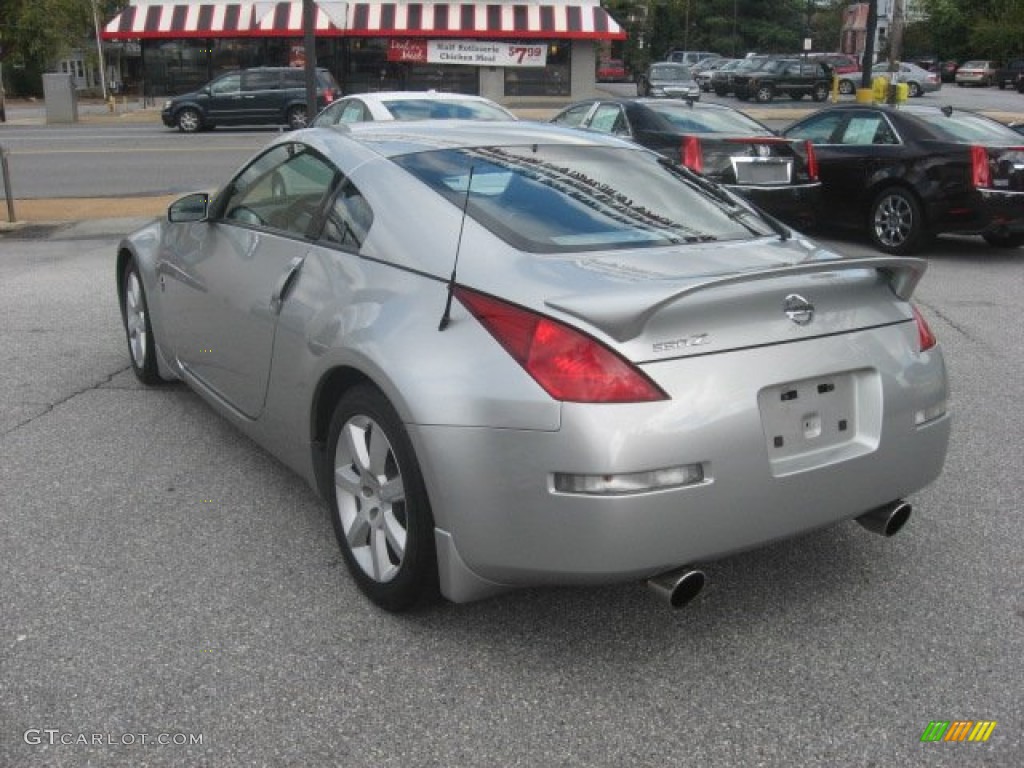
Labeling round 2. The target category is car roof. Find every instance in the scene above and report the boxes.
[578,97,739,113]
[348,90,504,104]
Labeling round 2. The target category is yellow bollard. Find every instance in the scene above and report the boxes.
[108,95,115,113]
[831,74,840,102]
[855,88,874,103]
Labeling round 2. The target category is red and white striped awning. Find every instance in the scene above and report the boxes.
[103,1,625,41]
[103,2,346,40]
[347,3,625,40]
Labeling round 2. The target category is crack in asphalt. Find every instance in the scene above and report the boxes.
[1,365,133,439]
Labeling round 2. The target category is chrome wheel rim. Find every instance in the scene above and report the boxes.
[179,110,199,132]
[125,271,147,367]
[334,414,407,583]
[289,108,307,128]
[873,193,914,249]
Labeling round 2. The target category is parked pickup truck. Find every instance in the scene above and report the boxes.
[995,59,1024,90]
[732,58,832,103]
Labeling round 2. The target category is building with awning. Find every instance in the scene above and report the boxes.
[101,1,626,103]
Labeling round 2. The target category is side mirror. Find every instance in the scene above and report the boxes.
[168,192,209,223]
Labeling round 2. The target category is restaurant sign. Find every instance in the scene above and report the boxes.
[388,39,548,68]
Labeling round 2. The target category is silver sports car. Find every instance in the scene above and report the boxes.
[116,121,950,611]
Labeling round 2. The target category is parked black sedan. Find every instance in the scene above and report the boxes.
[783,104,1024,253]
[551,98,821,229]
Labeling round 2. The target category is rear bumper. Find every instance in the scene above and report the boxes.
[728,182,822,229]
[929,189,1024,236]
[409,325,949,599]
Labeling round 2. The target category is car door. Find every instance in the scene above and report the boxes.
[205,72,244,123]
[240,69,283,123]
[160,142,338,418]
[786,109,902,228]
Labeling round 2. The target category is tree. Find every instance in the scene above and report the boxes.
[0,0,126,96]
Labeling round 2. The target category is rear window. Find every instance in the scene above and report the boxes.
[920,111,1024,144]
[383,99,512,121]
[649,65,691,81]
[392,144,774,253]
[647,103,770,134]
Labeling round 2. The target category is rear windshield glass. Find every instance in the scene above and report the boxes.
[647,103,770,134]
[392,145,774,253]
[917,111,1024,144]
[383,99,512,121]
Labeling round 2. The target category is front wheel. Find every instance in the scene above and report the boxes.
[982,231,1024,248]
[839,79,855,95]
[328,386,438,612]
[286,105,308,130]
[176,107,201,133]
[754,84,773,103]
[869,187,929,255]
[120,260,164,385]
[811,83,829,102]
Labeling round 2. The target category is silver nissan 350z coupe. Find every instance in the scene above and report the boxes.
[116,120,950,611]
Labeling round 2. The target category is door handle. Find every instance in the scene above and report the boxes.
[270,256,306,315]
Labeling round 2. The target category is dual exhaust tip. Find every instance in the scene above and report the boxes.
[646,500,912,610]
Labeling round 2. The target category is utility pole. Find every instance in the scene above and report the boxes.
[303,0,317,126]
[91,0,108,100]
[861,0,878,89]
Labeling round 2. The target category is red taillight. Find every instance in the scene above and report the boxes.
[681,135,703,173]
[970,145,990,188]
[804,139,818,181]
[323,88,335,103]
[454,287,668,403]
[912,305,937,352]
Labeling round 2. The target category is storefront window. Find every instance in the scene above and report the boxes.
[504,42,570,97]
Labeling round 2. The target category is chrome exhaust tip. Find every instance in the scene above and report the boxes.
[647,566,706,609]
[856,500,912,537]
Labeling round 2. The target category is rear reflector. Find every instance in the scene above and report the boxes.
[554,464,705,495]
[455,287,668,403]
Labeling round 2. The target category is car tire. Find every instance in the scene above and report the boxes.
[120,259,165,385]
[328,385,438,612]
[811,83,829,102]
[286,105,308,130]
[982,232,1024,248]
[176,108,201,133]
[908,82,922,97]
[754,84,773,103]
[839,79,855,95]
[869,187,929,255]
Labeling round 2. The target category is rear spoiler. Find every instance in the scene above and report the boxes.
[546,256,927,342]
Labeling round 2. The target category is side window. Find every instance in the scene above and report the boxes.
[589,104,628,136]
[340,100,368,122]
[841,116,885,145]
[210,73,241,95]
[242,70,280,91]
[322,179,373,251]
[281,70,304,88]
[786,113,845,144]
[551,102,593,127]
[220,144,337,237]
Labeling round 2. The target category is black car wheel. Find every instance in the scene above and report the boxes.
[328,385,438,612]
[120,259,165,385]
[286,105,308,130]
[839,79,856,95]
[982,232,1024,248]
[754,84,774,103]
[811,83,830,102]
[176,108,202,133]
[908,82,922,97]
[869,187,928,255]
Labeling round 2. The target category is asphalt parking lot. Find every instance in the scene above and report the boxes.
[1,213,1021,767]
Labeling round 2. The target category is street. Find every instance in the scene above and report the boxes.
[0,216,1021,766]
